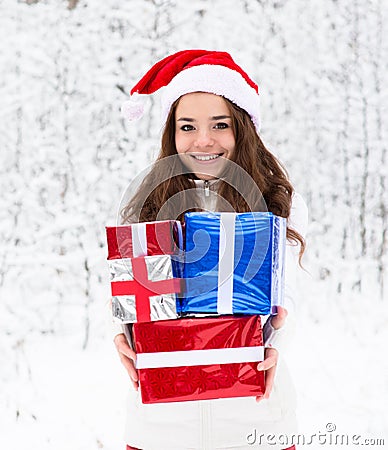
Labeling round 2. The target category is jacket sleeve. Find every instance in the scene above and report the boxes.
[107,171,151,341]
[263,192,308,352]
[104,293,125,338]
[111,317,125,338]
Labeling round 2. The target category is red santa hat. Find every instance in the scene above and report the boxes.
[121,49,261,131]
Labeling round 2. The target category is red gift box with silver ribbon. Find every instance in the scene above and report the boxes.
[106,220,183,259]
[133,315,265,403]
[109,255,183,323]
[106,221,183,323]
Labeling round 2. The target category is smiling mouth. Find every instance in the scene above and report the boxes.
[191,153,223,161]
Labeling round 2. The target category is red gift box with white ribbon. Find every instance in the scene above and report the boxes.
[133,315,265,403]
[106,220,183,259]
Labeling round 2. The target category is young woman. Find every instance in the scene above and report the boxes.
[113,50,308,450]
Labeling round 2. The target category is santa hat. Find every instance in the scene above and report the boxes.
[121,49,261,131]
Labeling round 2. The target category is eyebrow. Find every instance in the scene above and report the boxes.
[176,115,231,122]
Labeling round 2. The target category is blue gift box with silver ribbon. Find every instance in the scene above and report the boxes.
[181,212,286,316]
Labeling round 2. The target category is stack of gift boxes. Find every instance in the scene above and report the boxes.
[106,212,286,404]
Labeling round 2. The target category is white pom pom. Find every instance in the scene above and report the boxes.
[121,94,144,121]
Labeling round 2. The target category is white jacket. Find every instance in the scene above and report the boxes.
[114,180,308,450]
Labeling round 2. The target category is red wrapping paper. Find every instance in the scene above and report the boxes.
[133,315,264,403]
[106,221,182,259]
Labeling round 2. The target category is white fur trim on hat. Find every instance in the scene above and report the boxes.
[161,65,261,131]
[121,93,145,121]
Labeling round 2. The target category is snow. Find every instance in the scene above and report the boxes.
[0,0,387,449]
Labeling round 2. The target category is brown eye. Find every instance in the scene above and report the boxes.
[180,124,195,131]
[214,122,228,129]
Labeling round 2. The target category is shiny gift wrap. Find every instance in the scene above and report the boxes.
[133,315,264,404]
[106,220,182,259]
[182,212,286,316]
[109,255,182,323]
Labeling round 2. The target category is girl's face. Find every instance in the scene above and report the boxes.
[175,92,235,180]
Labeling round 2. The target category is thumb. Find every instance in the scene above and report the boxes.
[270,306,288,330]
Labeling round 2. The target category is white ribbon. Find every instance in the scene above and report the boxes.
[276,217,286,308]
[131,223,148,257]
[136,346,264,369]
[217,213,236,314]
[131,221,183,257]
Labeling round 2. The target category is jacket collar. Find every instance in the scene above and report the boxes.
[191,178,220,189]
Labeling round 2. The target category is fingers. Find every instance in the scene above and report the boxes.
[262,363,276,400]
[270,305,288,330]
[118,350,139,389]
[276,305,288,319]
[256,348,278,402]
[114,334,137,361]
[114,334,139,390]
[256,347,278,371]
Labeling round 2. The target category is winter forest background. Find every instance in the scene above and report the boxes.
[0,0,387,449]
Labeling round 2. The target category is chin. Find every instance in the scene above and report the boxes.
[190,166,222,180]
[195,174,217,180]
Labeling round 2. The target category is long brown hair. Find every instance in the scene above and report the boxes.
[121,96,305,260]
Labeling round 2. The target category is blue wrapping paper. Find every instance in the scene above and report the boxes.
[182,212,286,316]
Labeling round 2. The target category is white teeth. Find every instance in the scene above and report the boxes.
[193,154,220,161]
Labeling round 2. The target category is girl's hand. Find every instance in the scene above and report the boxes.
[269,305,288,330]
[255,347,278,401]
[114,333,139,390]
[256,306,288,400]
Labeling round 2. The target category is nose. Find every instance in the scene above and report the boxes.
[194,130,214,148]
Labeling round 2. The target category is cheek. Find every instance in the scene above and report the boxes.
[222,133,236,152]
[175,133,190,154]
[229,133,236,151]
